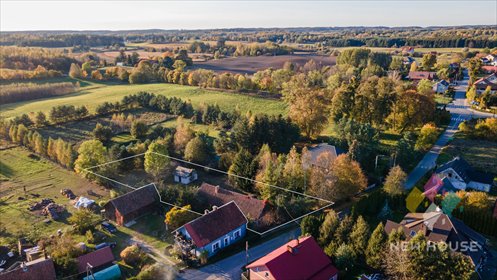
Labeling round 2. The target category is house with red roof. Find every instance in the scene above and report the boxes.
[407,71,437,81]
[174,201,248,258]
[0,258,56,280]
[198,183,271,226]
[76,246,115,274]
[245,236,338,280]
[474,73,497,93]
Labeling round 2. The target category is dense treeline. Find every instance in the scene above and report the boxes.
[0,46,77,71]
[188,40,292,57]
[0,82,78,105]
[322,37,497,48]
[0,123,76,169]
[0,34,124,48]
[0,65,62,81]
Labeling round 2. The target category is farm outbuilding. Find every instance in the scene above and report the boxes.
[103,185,160,226]
[173,166,198,185]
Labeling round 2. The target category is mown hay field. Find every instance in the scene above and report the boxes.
[0,81,288,118]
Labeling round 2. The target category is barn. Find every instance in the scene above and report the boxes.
[103,185,160,226]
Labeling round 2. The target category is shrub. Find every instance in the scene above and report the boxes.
[120,245,146,266]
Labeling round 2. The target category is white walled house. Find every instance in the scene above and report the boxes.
[432,80,449,94]
[173,166,198,185]
[435,157,494,193]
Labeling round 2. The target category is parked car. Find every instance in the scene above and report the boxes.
[95,242,117,250]
[101,222,117,233]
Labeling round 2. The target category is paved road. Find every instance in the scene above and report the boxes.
[404,70,495,189]
[178,228,301,280]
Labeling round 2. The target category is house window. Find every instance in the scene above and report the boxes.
[212,241,221,252]
[233,229,241,239]
[223,236,230,247]
[410,230,416,237]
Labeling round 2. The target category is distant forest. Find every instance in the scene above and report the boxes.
[1,26,496,48]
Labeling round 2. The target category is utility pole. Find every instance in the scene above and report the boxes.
[86,263,95,280]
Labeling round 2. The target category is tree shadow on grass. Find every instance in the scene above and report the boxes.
[0,161,14,178]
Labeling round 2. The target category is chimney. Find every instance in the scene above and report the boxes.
[212,206,218,211]
[215,186,220,193]
[204,209,210,214]
[287,245,294,254]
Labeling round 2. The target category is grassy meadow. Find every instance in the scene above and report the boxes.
[0,147,109,242]
[0,80,287,119]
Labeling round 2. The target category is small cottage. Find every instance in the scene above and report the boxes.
[103,185,160,226]
[173,166,198,185]
[432,80,449,94]
[175,201,247,258]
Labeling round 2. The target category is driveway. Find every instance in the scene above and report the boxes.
[404,70,494,189]
[178,228,301,280]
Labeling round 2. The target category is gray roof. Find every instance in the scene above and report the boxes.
[436,157,494,185]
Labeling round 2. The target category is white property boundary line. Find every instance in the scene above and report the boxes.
[81,151,334,236]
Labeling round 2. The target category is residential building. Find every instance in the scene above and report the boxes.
[434,157,494,192]
[0,258,56,280]
[423,174,458,202]
[197,182,270,226]
[407,71,437,81]
[481,66,497,74]
[174,166,198,185]
[303,143,343,169]
[175,201,247,258]
[485,54,496,63]
[402,56,415,66]
[385,209,488,272]
[245,236,338,280]
[432,80,449,94]
[474,73,497,93]
[77,247,115,275]
[401,46,415,55]
[103,184,160,226]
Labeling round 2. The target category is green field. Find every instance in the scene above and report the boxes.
[0,81,288,118]
[438,134,497,175]
[0,147,110,242]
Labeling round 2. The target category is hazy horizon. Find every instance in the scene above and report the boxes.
[1,1,496,32]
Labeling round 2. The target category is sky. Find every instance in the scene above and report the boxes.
[1,1,496,31]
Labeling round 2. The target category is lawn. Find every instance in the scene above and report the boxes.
[0,82,287,119]
[37,108,173,145]
[0,147,110,244]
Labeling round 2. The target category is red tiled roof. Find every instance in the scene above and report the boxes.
[183,201,247,248]
[481,66,497,73]
[198,183,268,221]
[408,71,437,80]
[107,185,159,216]
[77,247,114,274]
[246,236,338,280]
[0,258,56,280]
[474,73,497,90]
